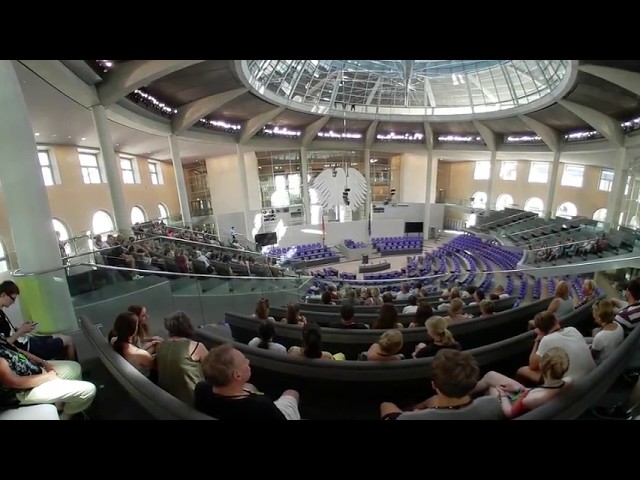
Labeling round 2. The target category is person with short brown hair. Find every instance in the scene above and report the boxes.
[194,343,300,420]
[380,349,504,420]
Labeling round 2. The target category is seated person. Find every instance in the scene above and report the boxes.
[372,303,403,330]
[155,311,209,406]
[366,330,404,361]
[413,316,460,359]
[283,303,306,325]
[320,291,335,305]
[288,323,345,360]
[127,305,163,353]
[338,304,369,329]
[110,312,156,379]
[249,321,287,353]
[194,343,301,420]
[380,349,505,420]
[590,299,624,364]
[0,280,76,361]
[517,312,595,385]
[493,285,509,300]
[576,279,598,308]
[478,299,494,317]
[408,303,434,328]
[443,298,472,323]
[402,296,418,314]
[473,347,571,418]
[252,298,275,322]
[0,334,96,420]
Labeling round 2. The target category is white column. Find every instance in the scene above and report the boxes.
[545,151,561,220]
[91,105,131,236]
[605,147,629,231]
[425,152,439,235]
[236,144,250,238]
[300,147,310,224]
[168,135,192,227]
[0,60,76,333]
[364,148,372,223]
[485,150,498,213]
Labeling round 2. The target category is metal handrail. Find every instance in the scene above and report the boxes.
[478,211,533,228]
[12,262,308,282]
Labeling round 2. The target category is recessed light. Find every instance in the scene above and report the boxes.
[52,134,56,137]
[81,137,85,141]
[67,136,72,139]
[34,133,40,136]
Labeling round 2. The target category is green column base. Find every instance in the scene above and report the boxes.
[15,273,77,334]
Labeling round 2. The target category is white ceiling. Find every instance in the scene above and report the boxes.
[14,61,237,163]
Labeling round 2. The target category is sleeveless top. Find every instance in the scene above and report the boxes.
[555,297,574,317]
[0,336,42,405]
[156,339,204,406]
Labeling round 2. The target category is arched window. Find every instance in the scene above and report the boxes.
[270,175,290,207]
[52,218,72,255]
[495,194,514,211]
[131,206,146,225]
[592,208,607,222]
[524,197,544,217]
[471,192,487,209]
[92,210,114,235]
[0,237,9,273]
[630,216,639,228]
[158,203,169,220]
[556,202,577,219]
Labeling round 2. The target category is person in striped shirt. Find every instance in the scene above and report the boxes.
[614,277,640,333]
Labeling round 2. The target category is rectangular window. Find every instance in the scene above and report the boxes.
[38,150,55,186]
[78,152,102,184]
[561,164,585,188]
[599,169,614,192]
[474,161,491,180]
[120,157,136,184]
[499,161,518,181]
[528,162,550,183]
[148,161,163,185]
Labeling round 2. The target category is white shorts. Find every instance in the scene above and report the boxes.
[274,394,301,420]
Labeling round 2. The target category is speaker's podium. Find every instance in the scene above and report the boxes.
[362,254,369,265]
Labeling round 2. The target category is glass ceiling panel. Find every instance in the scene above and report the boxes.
[243,60,570,119]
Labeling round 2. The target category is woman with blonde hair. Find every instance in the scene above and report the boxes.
[577,279,597,308]
[445,298,471,323]
[365,287,383,306]
[590,299,624,363]
[472,347,571,418]
[413,316,461,358]
[547,281,573,317]
[366,330,404,361]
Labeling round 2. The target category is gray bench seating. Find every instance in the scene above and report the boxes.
[271,296,518,327]
[298,294,475,314]
[195,299,597,419]
[226,297,552,360]
[517,321,640,420]
[0,404,59,420]
[79,316,213,420]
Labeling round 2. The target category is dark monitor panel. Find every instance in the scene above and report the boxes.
[404,222,424,234]
[254,232,278,247]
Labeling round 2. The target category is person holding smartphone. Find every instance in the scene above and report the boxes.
[0,281,76,361]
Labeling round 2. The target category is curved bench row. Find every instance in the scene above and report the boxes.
[79,316,213,420]
[196,299,598,419]
[227,297,552,360]
[271,296,518,328]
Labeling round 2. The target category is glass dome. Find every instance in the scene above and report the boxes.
[240,60,574,121]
